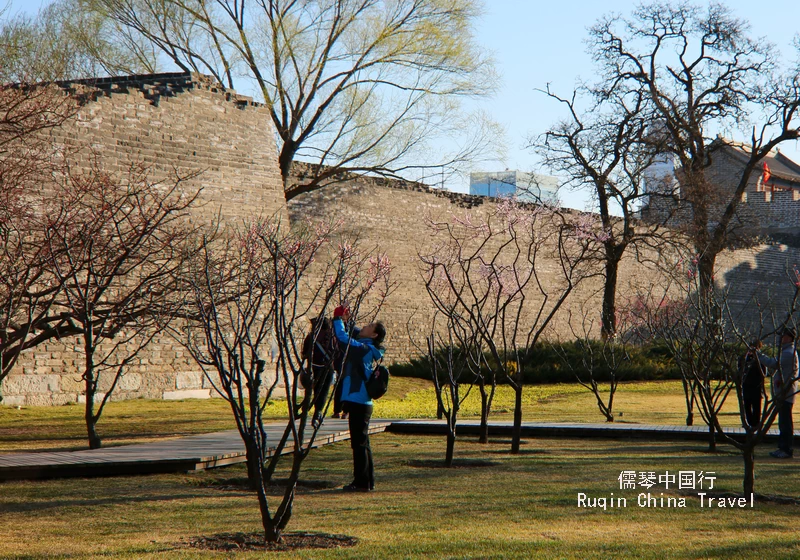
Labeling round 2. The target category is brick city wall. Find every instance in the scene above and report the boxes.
[1,73,286,406]
[288,172,800,362]
[643,148,800,232]
[4,75,799,406]
[288,173,666,362]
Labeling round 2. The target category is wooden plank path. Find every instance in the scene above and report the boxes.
[0,419,794,481]
[0,419,389,481]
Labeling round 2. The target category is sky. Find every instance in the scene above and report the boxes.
[6,0,800,210]
[463,0,800,209]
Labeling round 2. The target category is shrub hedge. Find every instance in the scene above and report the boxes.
[391,340,682,384]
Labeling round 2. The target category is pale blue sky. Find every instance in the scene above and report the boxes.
[6,0,800,208]
[466,0,800,208]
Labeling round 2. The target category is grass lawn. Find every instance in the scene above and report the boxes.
[0,379,764,453]
[2,433,800,559]
[2,380,799,557]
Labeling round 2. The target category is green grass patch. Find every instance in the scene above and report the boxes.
[1,379,752,452]
[2,434,800,558]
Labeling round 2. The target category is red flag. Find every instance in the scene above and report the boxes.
[762,161,772,187]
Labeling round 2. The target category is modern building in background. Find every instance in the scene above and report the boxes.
[469,171,559,204]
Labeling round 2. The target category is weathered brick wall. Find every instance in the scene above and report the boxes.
[289,173,800,363]
[717,243,800,335]
[55,72,287,223]
[288,174,665,363]
[5,74,798,406]
[642,148,800,232]
[1,73,286,406]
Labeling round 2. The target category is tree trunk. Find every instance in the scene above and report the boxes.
[84,377,101,450]
[707,422,716,452]
[445,384,458,466]
[245,438,264,490]
[743,445,755,497]
[478,382,489,444]
[83,337,101,450]
[263,422,292,482]
[279,142,294,199]
[697,251,717,297]
[682,379,694,426]
[445,424,455,468]
[601,250,622,339]
[251,445,281,543]
[511,384,523,454]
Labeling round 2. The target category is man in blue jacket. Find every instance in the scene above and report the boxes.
[331,306,386,491]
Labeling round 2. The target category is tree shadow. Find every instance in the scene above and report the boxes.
[722,243,800,333]
[0,491,208,514]
[406,458,499,468]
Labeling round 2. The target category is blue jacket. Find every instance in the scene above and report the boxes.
[332,318,384,405]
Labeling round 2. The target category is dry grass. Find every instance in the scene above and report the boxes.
[0,380,766,453]
[2,433,800,559]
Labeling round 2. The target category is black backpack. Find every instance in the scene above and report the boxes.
[742,354,764,393]
[300,316,338,389]
[366,363,390,400]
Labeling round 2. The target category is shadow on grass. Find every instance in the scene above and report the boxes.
[0,491,208,514]
[200,476,340,492]
[407,458,499,469]
[696,539,800,559]
[579,442,713,456]
[486,447,550,456]
[183,531,358,553]
[3,543,180,560]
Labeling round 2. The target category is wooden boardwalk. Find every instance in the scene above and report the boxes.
[0,419,389,481]
[0,419,793,481]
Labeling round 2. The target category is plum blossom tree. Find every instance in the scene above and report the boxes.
[631,255,800,496]
[44,161,202,449]
[420,198,604,453]
[181,216,391,543]
[0,72,78,390]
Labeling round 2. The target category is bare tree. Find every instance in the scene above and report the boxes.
[420,199,602,453]
[552,306,635,422]
[422,312,481,465]
[43,161,202,449]
[633,258,800,496]
[181,216,391,543]
[590,2,800,294]
[534,83,677,338]
[263,231,394,481]
[635,263,736,449]
[415,266,496,444]
[709,279,800,497]
[84,0,500,199]
[0,77,79,390]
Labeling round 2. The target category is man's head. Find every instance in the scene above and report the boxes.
[358,321,386,347]
[781,327,796,344]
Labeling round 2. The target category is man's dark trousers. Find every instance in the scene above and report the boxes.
[778,400,794,455]
[344,402,374,489]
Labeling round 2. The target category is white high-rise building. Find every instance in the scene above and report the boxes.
[469,171,559,204]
